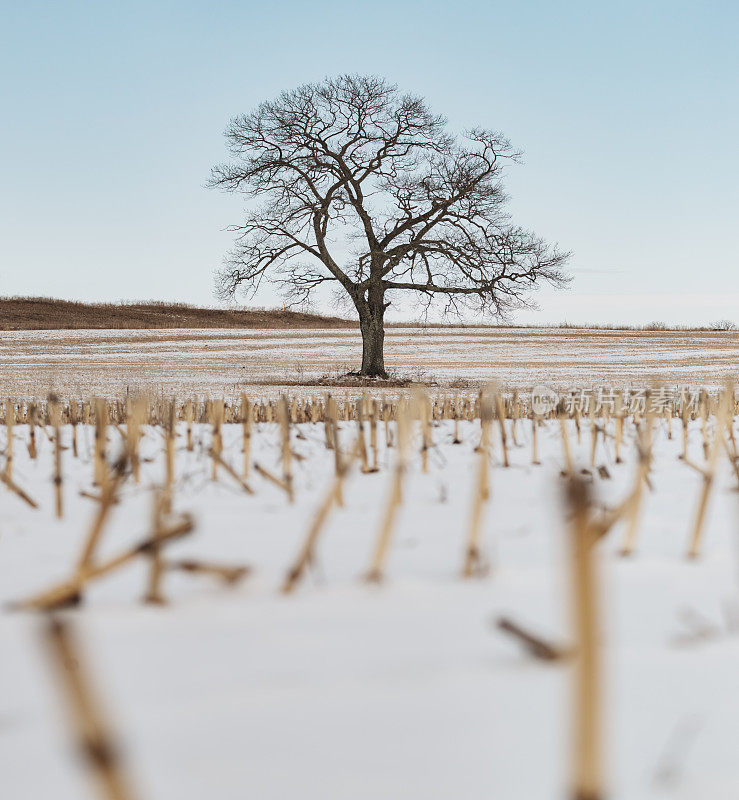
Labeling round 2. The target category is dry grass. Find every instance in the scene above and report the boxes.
[252,373,421,389]
[0,297,356,330]
[2,297,734,333]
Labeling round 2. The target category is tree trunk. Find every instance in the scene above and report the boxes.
[357,290,387,377]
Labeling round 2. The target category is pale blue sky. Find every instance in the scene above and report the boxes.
[2,0,737,324]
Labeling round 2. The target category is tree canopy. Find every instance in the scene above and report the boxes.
[211,74,570,375]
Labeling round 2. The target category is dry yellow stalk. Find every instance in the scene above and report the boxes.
[210,448,255,494]
[283,439,360,593]
[210,399,224,481]
[27,401,37,459]
[69,398,80,458]
[619,427,652,557]
[253,462,291,496]
[44,618,140,800]
[559,417,574,475]
[5,398,14,481]
[277,396,294,501]
[185,398,194,451]
[355,396,371,473]
[93,399,109,489]
[370,399,379,471]
[495,393,509,468]
[687,391,729,558]
[168,560,250,585]
[241,394,253,478]
[531,412,540,466]
[49,393,63,518]
[463,389,493,577]
[0,470,39,508]
[566,476,604,800]
[77,459,127,575]
[143,491,167,605]
[19,514,194,611]
[365,399,410,582]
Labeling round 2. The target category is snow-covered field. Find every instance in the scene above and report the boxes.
[0,326,736,397]
[2,414,739,799]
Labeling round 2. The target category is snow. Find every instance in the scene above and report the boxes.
[1,327,736,398]
[1,415,739,799]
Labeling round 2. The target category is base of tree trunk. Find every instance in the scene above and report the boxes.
[348,369,390,380]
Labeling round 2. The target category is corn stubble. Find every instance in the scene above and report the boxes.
[0,384,735,800]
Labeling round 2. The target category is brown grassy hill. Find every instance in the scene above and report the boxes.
[0,297,356,330]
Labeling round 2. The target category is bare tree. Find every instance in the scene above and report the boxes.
[210,75,570,377]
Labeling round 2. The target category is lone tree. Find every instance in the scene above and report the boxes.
[211,75,569,377]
